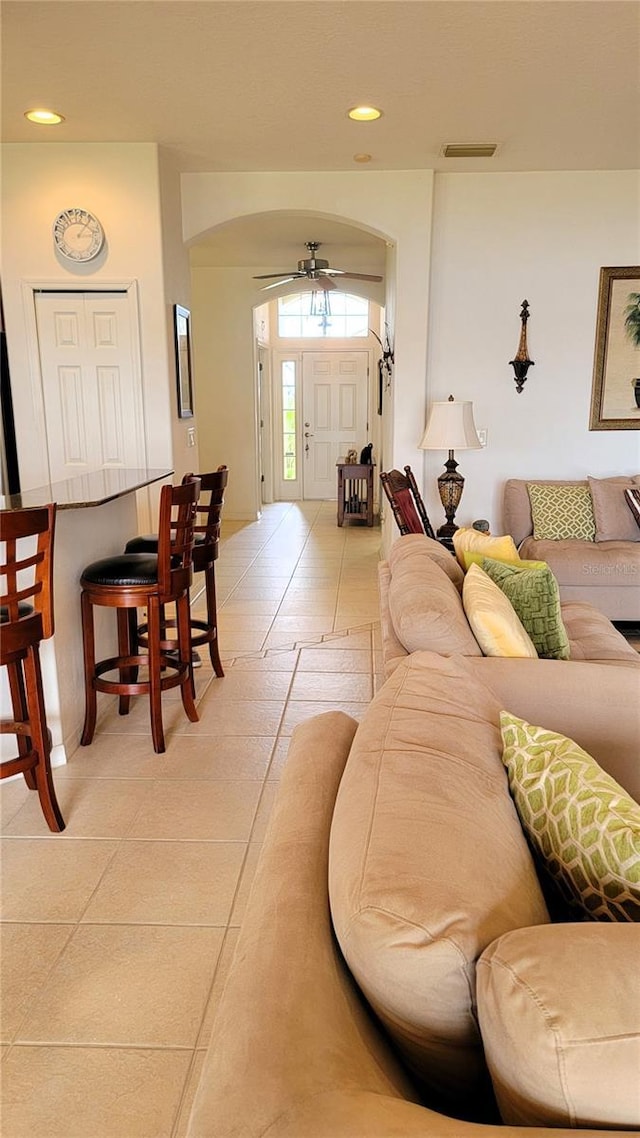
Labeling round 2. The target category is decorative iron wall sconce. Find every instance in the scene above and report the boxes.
[370,327,394,415]
[509,300,535,393]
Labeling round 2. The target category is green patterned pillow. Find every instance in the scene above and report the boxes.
[500,712,640,922]
[527,483,596,541]
[481,558,570,660]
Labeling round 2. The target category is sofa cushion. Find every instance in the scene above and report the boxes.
[500,712,640,921]
[481,559,570,660]
[462,564,538,658]
[560,601,640,662]
[518,536,640,590]
[452,526,519,569]
[328,653,549,1116]
[477,924,640,1128]
[388,533,465,588]
[388,538,481,657]
[527,483,596,541]
[588,475,640,542]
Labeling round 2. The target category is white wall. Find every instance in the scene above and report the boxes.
[190,267,259,518]
[425,170,640,534]
[158,147,201,489]
[0,143,174,491]
[183,170,434,518]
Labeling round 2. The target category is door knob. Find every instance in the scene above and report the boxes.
[304,431,314,438]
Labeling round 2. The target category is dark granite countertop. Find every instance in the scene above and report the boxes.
[1,468,174,511]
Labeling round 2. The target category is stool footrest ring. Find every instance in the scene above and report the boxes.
[92,654,188,697]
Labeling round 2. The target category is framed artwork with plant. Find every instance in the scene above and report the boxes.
[590,266,640,430]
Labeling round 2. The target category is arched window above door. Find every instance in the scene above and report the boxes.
[277,292,369,339]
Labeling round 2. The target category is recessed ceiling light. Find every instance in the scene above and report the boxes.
[442,142,497,158]
[353,153,372,163]
[24,108,65,125]
[348,106,382,122]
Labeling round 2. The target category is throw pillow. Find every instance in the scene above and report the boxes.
[481,558,570,660]
[588,476,640,543]
[500,712,640,922]
[452,527,519,569]
[527,483,596,541]
[462,564,537,658]
[462,551,547,572]
[625,486,640,531]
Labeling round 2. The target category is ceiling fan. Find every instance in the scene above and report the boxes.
[253,241,383,291]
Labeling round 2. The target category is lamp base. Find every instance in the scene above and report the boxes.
[436,452,464,552]
[435,522,457,552]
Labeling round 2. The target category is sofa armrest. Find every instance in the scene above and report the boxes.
[186,711,419,1138]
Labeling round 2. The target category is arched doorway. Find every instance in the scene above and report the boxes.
[188,212,389,519]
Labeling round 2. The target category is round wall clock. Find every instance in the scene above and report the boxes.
[53,208,105,262]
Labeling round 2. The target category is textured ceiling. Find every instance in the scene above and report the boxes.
[3,1,639,175]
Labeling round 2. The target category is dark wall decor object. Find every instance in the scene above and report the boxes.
[589,266,640,431]
[509,300,534,393]
[174,304,194,418]
[370,327,394,415]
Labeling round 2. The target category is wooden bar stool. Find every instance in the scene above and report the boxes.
[80,479,200,754]
[1,504,65,832]
[125,466,228,676]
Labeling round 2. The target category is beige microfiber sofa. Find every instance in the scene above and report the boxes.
[186,648,640,1137]
[503,478,640,620]
[378,533,640,677]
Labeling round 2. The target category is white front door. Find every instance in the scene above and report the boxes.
[35,291,146,483]
[301,351,369,499]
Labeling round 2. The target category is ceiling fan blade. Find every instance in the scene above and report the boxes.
[313,276,337,290]
[253,272,304,280]
[258,276,302,291]
[331,271,384,282]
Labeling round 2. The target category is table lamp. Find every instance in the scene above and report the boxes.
[418,395,482,544]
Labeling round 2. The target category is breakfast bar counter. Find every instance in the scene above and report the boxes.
[1,467,173,766]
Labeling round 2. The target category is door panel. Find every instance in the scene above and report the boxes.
[302,351,368,499]
[35,292,145,483]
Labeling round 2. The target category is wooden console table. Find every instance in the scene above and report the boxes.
[336,463,375,527]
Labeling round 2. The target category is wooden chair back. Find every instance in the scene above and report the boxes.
[183,465,228,568]
[0,504,57,645]
[380,466,436,540]
[156,478,200,597]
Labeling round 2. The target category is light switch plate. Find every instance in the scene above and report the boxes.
[187,427,196,448]
[477,428,488,447]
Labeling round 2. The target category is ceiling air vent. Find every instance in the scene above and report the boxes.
[442,143,498,159]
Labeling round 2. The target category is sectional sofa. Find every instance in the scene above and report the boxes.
[186,535,639,1137]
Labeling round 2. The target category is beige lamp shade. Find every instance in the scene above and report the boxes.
[419,399,481,451]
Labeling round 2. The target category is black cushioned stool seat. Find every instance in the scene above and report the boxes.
[80,480,200,755]
[81,554,159,588]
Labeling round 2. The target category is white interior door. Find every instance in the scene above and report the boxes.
[35,291,146,483]
[302,351,368,499]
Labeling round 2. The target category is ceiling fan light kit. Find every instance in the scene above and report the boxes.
[253,241,383,292]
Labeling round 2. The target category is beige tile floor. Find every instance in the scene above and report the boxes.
[0,501,382,1138]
